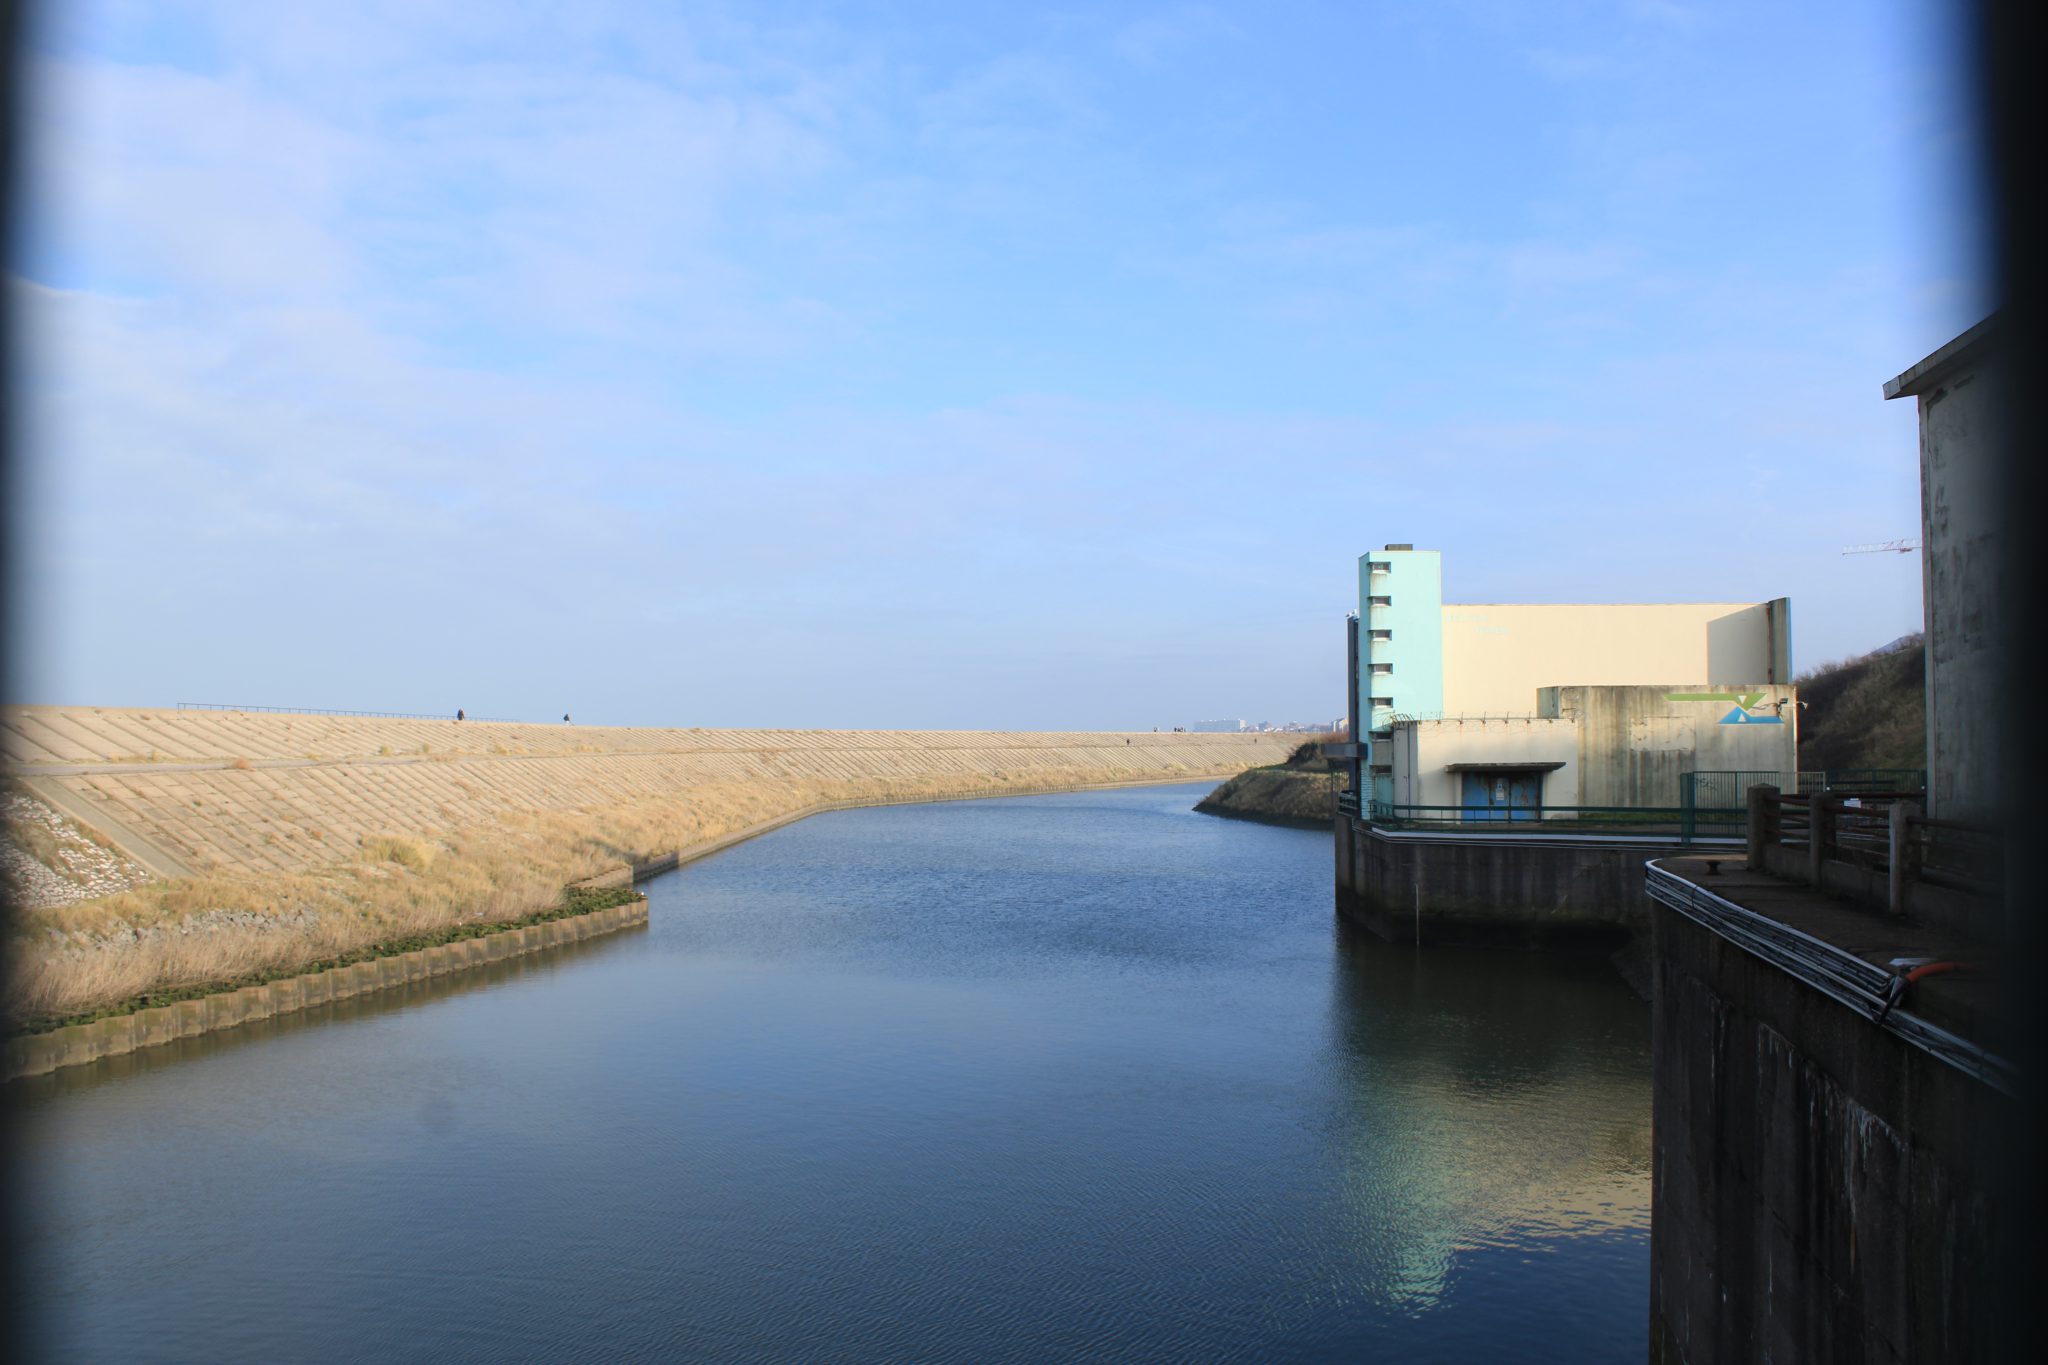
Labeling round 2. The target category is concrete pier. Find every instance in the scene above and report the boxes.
[1644,856,2010,1362]
[1332,813,1733,949]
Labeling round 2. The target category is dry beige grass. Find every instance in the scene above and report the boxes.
[8,757,1261,1023]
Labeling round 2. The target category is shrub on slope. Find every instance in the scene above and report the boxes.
[1796,635,1927,772]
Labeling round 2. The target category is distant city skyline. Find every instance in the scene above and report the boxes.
[1185,719,1340,734]
[7,1,1985,728]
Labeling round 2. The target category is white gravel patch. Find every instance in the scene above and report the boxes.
[3,791,156,909]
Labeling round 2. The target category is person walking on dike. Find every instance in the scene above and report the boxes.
[564,713,571,723]
[457,709,464,721]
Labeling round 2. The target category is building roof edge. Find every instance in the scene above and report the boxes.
[1883,312,2000,400]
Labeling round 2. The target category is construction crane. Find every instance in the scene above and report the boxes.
[1841,539,1920,555]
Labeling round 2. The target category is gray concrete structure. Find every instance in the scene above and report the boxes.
[1332,815,1712,954]
[1645,857,2010,1362]
[1885,315,2004,823]
[1538,683,1799,807]
[1647,891,2002,1361]
[1627,323,2014,1362]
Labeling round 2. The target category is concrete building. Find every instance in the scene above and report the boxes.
[1345,547,1795,814]
[1884,313,2003,823]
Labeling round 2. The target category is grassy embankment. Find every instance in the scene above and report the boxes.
[1795,634,1927,772]
[1194,737,1343,829]
[4,762,1255,1033]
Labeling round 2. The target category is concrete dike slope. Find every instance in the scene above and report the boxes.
[3,706,1293,1036]
[1,709,1290,880]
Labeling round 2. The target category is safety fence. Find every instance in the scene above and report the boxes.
[1367,801,1744,843]
[1794,768,1928,796]
[1751,787,1999,912]
[176,702,526,722]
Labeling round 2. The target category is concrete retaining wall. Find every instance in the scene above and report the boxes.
[3,896,648,1081]
[1648,899,2008,1362]
[1334,815,1710,948]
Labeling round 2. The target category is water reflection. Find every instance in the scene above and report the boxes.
[11,783,1650,1362]
[1323,925,1651,1314]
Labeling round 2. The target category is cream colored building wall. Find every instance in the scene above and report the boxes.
[1391,718,1582,808]
[1704,602,1783,683]
[1440,603,1777,716]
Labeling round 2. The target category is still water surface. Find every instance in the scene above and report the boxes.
[13,782,1651,1361]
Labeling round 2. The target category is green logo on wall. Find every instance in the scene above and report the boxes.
[1664,692,1785,725]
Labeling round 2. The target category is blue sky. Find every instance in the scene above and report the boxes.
[8,1,1988,728]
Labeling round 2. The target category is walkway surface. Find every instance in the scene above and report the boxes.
[1651,856,2005,1060]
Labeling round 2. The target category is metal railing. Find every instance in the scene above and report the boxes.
[176,702,526,723]
[1795,768,1928,796]
[1368,800,1744,843]
[1753,788,2000,909]
[1646,861,2013,1094]
[1682,771,1785,841]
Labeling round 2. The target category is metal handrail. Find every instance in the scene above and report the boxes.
[1646,861,2013,1094]
[1370,801,1741,820]
[1796,768,1928,795]
[176,702,526,722]
[1368,800,1744,845]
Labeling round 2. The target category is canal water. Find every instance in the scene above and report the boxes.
[10,782,1652,1362]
